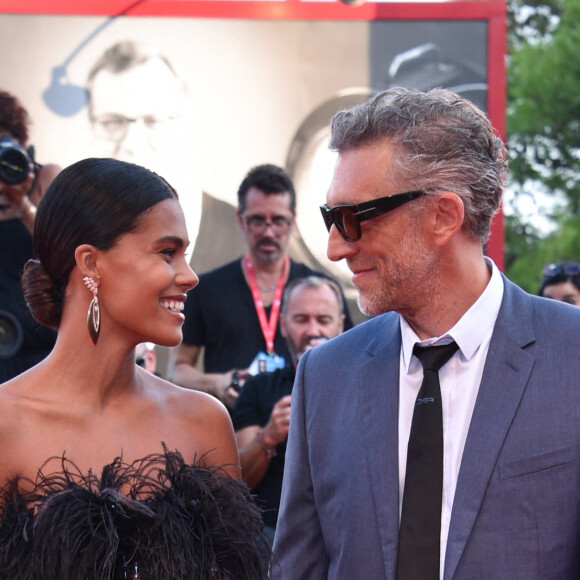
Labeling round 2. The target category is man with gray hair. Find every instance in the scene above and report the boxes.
[272,88,580,579]
[233,275,345,546]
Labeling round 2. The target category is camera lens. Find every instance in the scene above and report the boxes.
[0,310,24,359]
[0,148,30,184]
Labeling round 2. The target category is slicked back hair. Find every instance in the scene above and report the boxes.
[329,87,508,243]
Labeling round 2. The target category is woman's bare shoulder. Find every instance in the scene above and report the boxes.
[0,376,29,425]
[0,379,35,482]
[142,374,239,475]
[148,373,230,420]
[0,368,57,419]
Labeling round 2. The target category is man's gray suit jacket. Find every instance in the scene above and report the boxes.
[272,277,580,579]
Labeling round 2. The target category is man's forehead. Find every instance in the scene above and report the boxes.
[327,142,396,205]
[244,188,293,213]
[90,58,184,117]
[287,285,340,312]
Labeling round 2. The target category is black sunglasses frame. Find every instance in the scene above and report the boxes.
[320,190,425,242]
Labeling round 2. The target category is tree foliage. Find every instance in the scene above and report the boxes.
[505,213,580,292]
[504,0,580,289]
[507,0,580,213]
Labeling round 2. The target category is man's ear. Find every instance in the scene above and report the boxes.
[338,313,345,335]
[74,244,101,280]
[236,210,244,231]
[290,212,297,235]
[280,314,288,339]
[431,192,464,247]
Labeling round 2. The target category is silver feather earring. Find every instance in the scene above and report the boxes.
[83,275,100,345]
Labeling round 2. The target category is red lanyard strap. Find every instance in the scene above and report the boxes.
[245,254,289,354]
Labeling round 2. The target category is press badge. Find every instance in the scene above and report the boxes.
[248,351,285,375]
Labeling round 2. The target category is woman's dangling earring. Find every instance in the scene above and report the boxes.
[83,275,100,345]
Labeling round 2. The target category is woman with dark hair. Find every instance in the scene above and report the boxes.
[538,262,580,306]
[0,158,266,579]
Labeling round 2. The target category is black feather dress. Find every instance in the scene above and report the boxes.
[0,446,267,579]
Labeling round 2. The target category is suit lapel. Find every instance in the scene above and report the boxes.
[359,314,402,580]
[444,280,536,579]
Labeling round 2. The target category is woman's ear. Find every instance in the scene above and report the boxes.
[74,244,101,280]
[432,192,465,246]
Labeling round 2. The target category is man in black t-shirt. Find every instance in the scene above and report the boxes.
[232,276,345,543]
[167,164,352,410]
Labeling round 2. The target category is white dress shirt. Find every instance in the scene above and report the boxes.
[398,258,504,578]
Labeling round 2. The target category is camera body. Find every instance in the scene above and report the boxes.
[0,136,34,184]
[0,309,24,359]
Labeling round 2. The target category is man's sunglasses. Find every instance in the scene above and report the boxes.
[320,190,425,242]
[542,262,580,280]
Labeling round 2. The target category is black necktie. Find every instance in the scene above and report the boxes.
[397,341,459,580]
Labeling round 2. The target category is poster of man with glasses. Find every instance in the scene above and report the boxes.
[0,6,498,320]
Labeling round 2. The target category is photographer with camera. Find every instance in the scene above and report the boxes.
[232,275,345,547]
[0,90,60,382]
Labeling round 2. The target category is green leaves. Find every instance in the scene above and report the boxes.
[505,0,580,289]
[507,0,580,210]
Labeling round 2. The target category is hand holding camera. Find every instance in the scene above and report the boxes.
[0,136,35,185]
[0,136,37,217]
[262,394,293,449]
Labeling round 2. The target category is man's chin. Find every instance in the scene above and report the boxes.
[356,291,392,318]
[255,250,281,264]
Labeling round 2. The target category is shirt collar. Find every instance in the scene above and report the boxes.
[400,257,504,372]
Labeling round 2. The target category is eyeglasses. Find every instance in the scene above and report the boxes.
[542,262,580,280]
[320,190,425,242]
[91,113,180,142]
[244,215,293,235]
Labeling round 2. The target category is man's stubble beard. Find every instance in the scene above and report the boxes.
[253,239,285,264]
[356,223,439,319]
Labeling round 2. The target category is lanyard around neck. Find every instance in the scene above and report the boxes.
[244,253,289,354]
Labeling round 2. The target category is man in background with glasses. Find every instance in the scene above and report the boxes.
[168,164,352,412]
[539,261,580,306]
[273,88,580,579]
[87,40,245,279]
[87,41,250,379]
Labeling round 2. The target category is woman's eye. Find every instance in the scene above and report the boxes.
[161,248,176,259]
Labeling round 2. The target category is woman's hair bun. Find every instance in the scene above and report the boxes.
[21,259,64,330]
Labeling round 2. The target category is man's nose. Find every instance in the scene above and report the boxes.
[116,118,155,156]
[306,317,330,338]
[327,225,356,263]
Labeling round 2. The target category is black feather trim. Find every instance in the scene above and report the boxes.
[0,446,268,579]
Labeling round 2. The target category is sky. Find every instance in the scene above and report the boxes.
[503,181,568,236]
